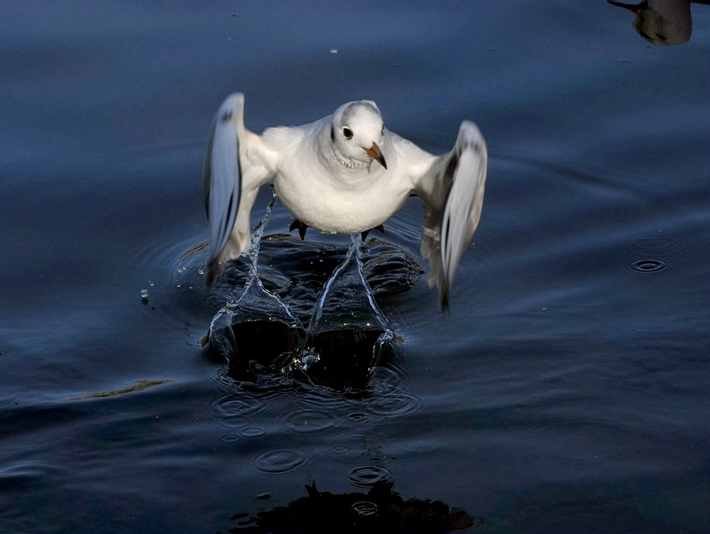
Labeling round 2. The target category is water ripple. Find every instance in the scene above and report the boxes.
[209,394,267,429]
[627,259,668,273]
[253,449,308,474]
[366,392,421,418]
[345,412,371,423]
[219,433,242,444]
[363,365,422,418]
[238,426,268,438]
[351,500,379,518]
[348,466,394,489]
[626,234,686,258]
[282,410,340,433]
[329,445,352,455]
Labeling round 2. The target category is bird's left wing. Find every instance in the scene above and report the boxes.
[203,93,277,282]
[406,121,488,308]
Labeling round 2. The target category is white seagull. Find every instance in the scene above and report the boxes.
[204,93,487,308]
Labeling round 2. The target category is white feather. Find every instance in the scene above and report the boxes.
[203,92,488,307]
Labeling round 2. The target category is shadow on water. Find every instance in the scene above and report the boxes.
[224,480,482,534]
[608,0,697,45]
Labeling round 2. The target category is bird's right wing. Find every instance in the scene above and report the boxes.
[203,93,276,282]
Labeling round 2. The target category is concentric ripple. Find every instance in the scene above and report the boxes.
[209,394,267,429]
[253,449,308,474]
[329,445,352,455]
[348,465,394,488]
[627,259,668,273]
[626,234,685,258]
[367,392,421,418]
[345,412,370,423]
[351,500,379,518]
[282,410,340,433]
[239,426,267,438]
[219,433,242,444]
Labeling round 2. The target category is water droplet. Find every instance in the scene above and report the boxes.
[140,289,149,299]
[293,350,320,371]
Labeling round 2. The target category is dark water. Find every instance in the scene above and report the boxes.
[1,1,708,532]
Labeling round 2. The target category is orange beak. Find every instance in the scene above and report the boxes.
[362,142,387,169]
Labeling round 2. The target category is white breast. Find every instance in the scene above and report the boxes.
[274,162,411,234]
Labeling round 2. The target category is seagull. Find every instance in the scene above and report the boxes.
[204,93,487,308]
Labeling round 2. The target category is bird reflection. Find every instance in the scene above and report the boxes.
[225,480,482,533]
[609,0,693,44]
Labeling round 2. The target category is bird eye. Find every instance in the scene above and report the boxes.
[343,127,353,139]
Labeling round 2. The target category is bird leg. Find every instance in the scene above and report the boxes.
[360,224,385,241]
[289,219,309,240]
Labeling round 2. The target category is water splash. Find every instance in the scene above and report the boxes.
[207,196,404,386]
[300,234,395,385]
[208,190,304,379]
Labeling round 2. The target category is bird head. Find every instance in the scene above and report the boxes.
[330,101,387,170]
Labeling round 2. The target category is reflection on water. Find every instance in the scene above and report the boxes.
[226,480,482,533]
[609,0,692,44]
[66,379,174,401]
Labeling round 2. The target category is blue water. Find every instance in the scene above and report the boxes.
[1,1,708,532]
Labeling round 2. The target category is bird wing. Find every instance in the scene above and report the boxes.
[203,93,278,282]
[400,121,488,308]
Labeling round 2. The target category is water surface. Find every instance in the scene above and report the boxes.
[0,1,708,532]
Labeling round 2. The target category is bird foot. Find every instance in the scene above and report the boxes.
[289,219,309,240]
[361,224,385,241]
